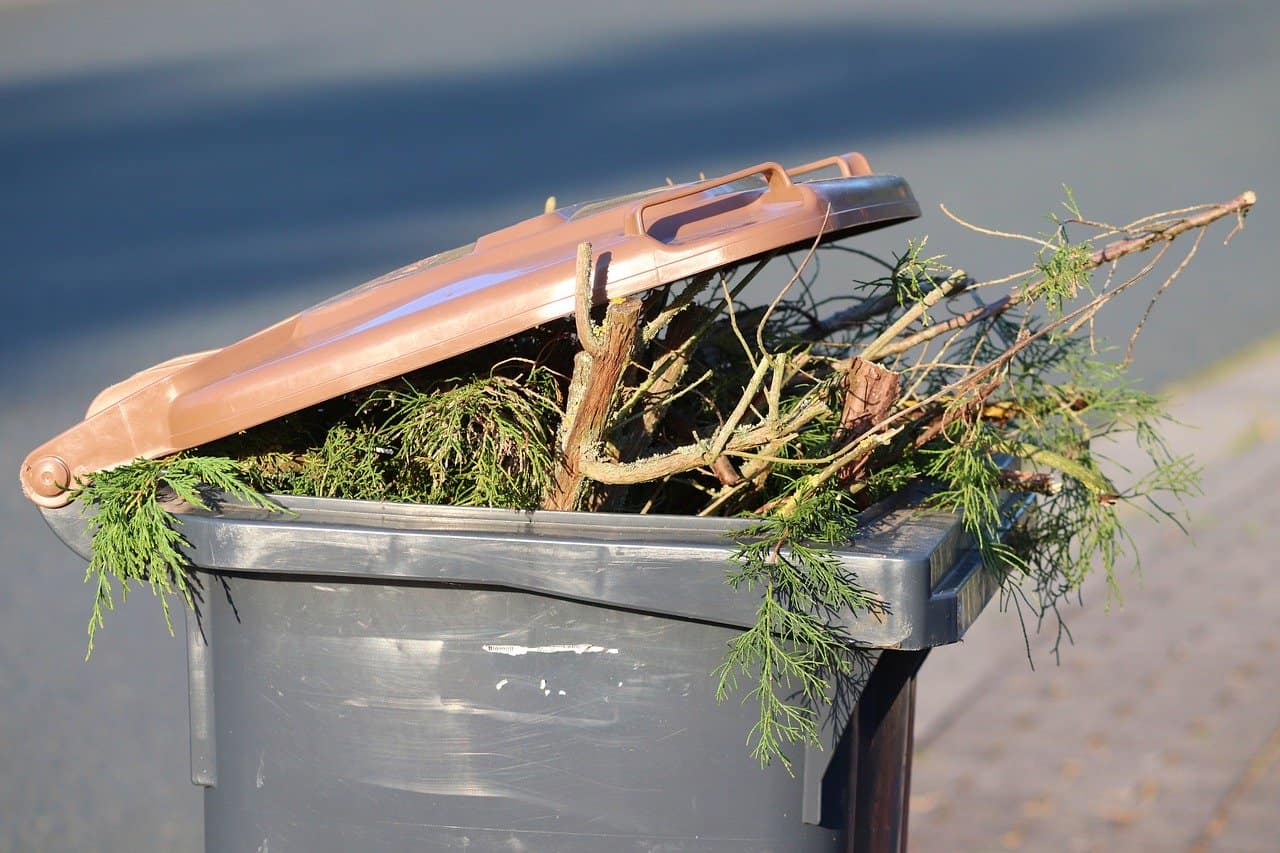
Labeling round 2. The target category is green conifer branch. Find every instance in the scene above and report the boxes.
[70,456,275,658]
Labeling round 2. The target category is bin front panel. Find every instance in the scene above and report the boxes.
[202,573,845,852]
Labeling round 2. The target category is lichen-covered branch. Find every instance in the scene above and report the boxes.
[544,242,643,510]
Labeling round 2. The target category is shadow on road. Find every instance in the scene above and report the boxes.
[0,6,1244,360]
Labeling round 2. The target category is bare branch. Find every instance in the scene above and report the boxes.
[545,248,645,509]
[1092,190,1255,264]
[941,203,1057,250]
[1125,228,1204,366]
[859,270,971,361]
[757,204,831,354]
[574,242,603,357]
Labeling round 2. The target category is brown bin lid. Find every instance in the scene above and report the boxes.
[22,152,919,507]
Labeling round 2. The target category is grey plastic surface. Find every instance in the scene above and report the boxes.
[42,492,1027,852]
[43,493,1018,652]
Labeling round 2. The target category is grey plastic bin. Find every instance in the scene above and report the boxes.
[43,489,1025,852]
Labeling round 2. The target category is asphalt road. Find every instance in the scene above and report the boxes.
[1,1,1275,849]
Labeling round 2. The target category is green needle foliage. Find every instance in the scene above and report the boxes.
[991,338,1199,650]
[714,488,886,772]
[1030,241,1093,315]
[888,238,953,323]
[69,363,564,658]
[218,362,564,508]
[70,456,274,658]
[373,364,562,508]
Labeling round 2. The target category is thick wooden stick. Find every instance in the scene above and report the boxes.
[835,358,901,483]
[544,243,644,510]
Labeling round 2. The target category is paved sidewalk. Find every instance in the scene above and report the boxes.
[910,341,1280,851]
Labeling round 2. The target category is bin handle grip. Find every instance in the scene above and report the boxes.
[787,151,873,181]
[624,161,800,237]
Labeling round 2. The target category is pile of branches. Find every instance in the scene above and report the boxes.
[75,188,1255,769]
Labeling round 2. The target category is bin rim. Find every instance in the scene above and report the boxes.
[40,486,1032,650]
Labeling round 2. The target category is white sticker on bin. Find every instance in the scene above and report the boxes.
[482,644,620,656]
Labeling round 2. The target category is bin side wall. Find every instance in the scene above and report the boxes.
[201,573,846,852]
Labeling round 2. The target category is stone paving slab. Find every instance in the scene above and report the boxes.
[1200,721,1280,852]
[910,341,1280,851]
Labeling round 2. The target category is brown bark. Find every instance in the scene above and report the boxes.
[836,358,901,445]
[543,297,644,510]
[841,376,1003,487]
[1092,191,1255,265]
[710,455,744,486]
[835,358,900,484]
